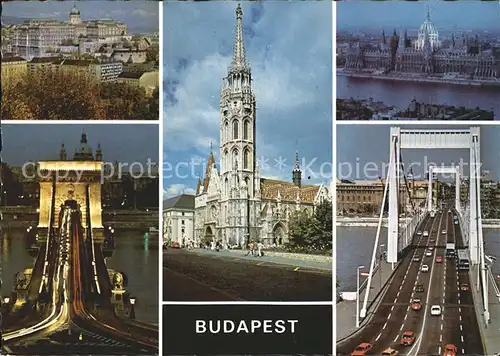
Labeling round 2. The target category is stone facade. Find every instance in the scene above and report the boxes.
[194,5,330,247]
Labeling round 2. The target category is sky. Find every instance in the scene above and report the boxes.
[1,124,159,166]
[2,0,159,33]
[337,125,500,181]
[338,1,500,31]
[163,1,333,199]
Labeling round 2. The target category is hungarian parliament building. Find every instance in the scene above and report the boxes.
[344,8,499,80]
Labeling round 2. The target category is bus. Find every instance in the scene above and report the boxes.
[457,250,470,270]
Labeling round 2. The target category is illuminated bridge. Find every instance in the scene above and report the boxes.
[2,160,158,355]
[337,127,497,355]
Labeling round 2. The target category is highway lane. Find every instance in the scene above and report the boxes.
[336,214,436,354]
[418,209,483,355]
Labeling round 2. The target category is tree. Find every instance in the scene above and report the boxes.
[287,200,332,251]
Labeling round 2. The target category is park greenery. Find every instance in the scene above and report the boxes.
[283,200,333,255]
[1,71,158,120]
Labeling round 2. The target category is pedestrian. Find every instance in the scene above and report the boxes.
[257,241,263,257]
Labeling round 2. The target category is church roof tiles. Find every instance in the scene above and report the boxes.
[260,178,319,203]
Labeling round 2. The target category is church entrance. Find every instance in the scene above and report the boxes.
[272,223,286,246]
[204,226,215,242]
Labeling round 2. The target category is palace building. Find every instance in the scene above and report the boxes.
[11,6,127,60]
[193,5,330,247]
[344,7,499,79]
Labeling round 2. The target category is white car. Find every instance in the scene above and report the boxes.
[423,231,429,237]
[442,230,447,234]
[430,305,442,315]
[425,250,432,257]
[455,221,459,225]
[417,230,422,236]
[421,264,429,272]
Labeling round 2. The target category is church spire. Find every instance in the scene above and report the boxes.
[230,3,248,71]
[292,149,302,188]
[425,4,431,22]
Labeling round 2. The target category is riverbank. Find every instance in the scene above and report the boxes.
[337,70,500,88]
[336,217,500,228]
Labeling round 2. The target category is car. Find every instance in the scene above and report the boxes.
[428,246,434,251]
[436,256,444,263]
[443,344,457,356]
[170,241,181,249]
[413,255,421,262]
[429,237,435,243]
[423,231,429,237]
[411,299,422,310]
[448,209,452,213]
[351,343,373,356]
[426,250,433,257]
[415,283,425,292]
[430,305,442,315]
[421,264,429,272]
[442,230,447,234]
[400,331,416,346]
[381,348,399,356]
[417,230,422,235]
[460,283,469,291]
[454,221,458,225]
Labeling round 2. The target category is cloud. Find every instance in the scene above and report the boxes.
[164,2,332,192]
[164,184,196,199]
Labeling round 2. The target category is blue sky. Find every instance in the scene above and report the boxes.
[2,1,159,33]
[338,1,500,31]
[337,125,500,181]
[163,1,332,199]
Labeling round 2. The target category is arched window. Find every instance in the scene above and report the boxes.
[243,120,250,140]
[243,149,250,169]
[233,120,239,140]
[224,121,229,142]
[225,177,229,197]
[232,149,239,169]
[223,149,228,172]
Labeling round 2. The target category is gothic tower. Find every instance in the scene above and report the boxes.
[292,151,302,188]
[219,3,257,246]
[60,143,67,161]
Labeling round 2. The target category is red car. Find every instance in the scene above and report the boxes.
[436,256,443,263]
[170,241,180,249]
[351,343,372,356]
[400,331,416,346]
[460,283,469,291]
[443,344,457,356]
[411,299,422,311]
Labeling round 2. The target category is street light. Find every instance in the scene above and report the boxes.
[356,265,365,328]
[129,296,136,320]
[379,244,385,288]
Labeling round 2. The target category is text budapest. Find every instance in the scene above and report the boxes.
[195,319,299,334]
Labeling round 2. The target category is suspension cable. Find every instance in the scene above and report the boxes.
[399,150,416,213]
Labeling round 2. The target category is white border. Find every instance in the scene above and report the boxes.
[158,1,164,355]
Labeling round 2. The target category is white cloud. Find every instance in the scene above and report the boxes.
[164,184,196,199]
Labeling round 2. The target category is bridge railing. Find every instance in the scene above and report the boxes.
[399,210,426,252]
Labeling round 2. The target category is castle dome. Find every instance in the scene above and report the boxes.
[70,6,80,15]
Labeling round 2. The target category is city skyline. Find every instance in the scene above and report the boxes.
[163,1,332,198]
[338,1,500,31]
[1,124,159,166]
[2,0,159,33]
[337,125,500,181]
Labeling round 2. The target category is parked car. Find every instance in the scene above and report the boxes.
[436,256,444,263]
[351,343,372,356]
[400,331,416,346]
[443,344,457,356]
[170,241,180,249]
[381,348,399,356]
[421,265,429,272]
[430,305,442,316]
[460,283,469,291]
[411,299,422,311]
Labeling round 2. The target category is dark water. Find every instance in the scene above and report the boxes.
[337,75,500,119]
[336,226,500,291]
[106,230,159,325]
[1,229,158,325]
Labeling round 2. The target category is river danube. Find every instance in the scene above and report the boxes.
[337,75,500,120]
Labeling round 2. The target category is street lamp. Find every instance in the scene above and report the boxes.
[129,296,136,320]
[356,265,365,328]
[379,244,385,288]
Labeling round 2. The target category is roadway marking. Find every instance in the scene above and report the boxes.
[391,305,394,311]
[293,267,300,271]
[459,315,462,321]
[440,334,443,342]
[440,324,443,330]
[375,333,382,341]
[400,324,404,331]
[460,324,463,331]
[393,334,399,343]
[387,313,392,319]
[461,335,464,342]
[404,314,408,320]
[257,262,265,266]
[462,349,465,354]
[393,298,397,304]
[438,346,442,355]
[383,322,387,329]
